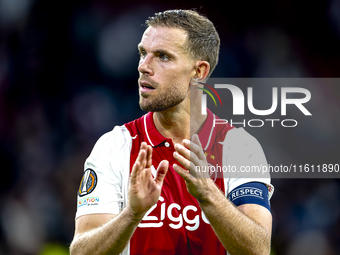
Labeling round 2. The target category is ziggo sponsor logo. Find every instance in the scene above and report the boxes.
[138,196,210,231]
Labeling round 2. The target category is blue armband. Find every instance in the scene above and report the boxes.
[228,182,271,212]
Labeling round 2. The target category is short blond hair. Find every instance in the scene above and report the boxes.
[145,10,220,77]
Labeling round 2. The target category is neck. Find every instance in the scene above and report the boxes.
[153,104,207,145]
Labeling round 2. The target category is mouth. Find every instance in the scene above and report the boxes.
[139,80,156,93]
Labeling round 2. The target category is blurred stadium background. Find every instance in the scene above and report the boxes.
[0,0,339,254]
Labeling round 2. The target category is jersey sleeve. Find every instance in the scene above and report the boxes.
[75,125,132,219]
[222,127,274,201]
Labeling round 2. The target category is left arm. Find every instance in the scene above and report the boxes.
[173,135,272,255]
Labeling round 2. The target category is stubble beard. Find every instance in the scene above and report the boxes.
[139,82,187,112]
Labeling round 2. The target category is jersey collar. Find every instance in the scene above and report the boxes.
[197,109,217,151]
[143,112,167,147]
[143,110,216,150]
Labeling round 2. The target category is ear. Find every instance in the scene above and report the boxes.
[194,61,210,81]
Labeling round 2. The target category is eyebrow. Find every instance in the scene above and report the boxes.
[137,44,144,51]
[138,44,175,58]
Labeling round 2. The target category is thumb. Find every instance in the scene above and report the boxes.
[155,160,169,184]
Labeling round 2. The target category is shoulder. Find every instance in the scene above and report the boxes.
[85,113,147,169]
[222,127,266,160]
[221,127,274,198]
[88,125,133,161]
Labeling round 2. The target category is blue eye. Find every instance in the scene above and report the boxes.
[139,50,147,58]
[159,54,169,61]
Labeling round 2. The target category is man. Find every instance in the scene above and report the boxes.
[70,9,273,255]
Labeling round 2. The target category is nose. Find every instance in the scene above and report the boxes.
[138,54,153,75]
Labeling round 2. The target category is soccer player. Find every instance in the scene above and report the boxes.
[70,9,274,255]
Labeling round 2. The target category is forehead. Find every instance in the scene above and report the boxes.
[139,26,188,54]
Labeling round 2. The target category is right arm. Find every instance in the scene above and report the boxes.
[70,142,169,255]
[70,210,141,255]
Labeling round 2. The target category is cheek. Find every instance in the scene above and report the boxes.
[177,69,194,86]
[165,72,189,87]
[156,62,194,88]
[165,64,193,81]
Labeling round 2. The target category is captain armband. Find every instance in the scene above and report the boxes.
[228,182,271,212]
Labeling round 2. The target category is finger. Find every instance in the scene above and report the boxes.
[192,134,202,147]
[173,151,196,172]
[137,142,148,168]
[155,160,169,184]
[130,160,141,185]
[146,144,153,168]
[141,167,152,183]
[174,143,200,167]
[190,135,206,160]
[131,144,148,179]
[173,163,191,181]
[140,141,147,150]
[177,137,203,160]
[174,143,191,160]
